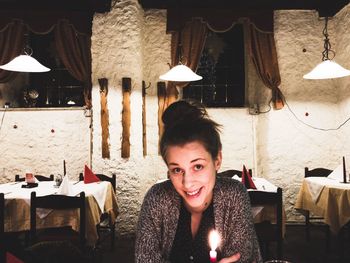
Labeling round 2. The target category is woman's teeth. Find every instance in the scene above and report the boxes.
[187,189,200,196]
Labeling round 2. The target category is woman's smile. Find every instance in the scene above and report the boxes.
[186,187,202,196]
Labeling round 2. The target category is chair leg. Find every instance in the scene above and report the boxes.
[110,224,115,251]
[277,239,283,259]
[264,242,270,260]
[338,227,345,263]
[325,225,330,251]
[305,212,310,241]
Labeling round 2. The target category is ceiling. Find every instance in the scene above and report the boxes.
[138,0,350,17]
[0,0,112,13]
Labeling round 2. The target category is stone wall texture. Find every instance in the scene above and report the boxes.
[2,0,350,236]
[0,109,90,179]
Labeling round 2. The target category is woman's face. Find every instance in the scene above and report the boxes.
[166,141,222,213]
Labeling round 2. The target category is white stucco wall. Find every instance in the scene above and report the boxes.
[272,10,345,219]
[0,108,90,180]
[2,0,350,236]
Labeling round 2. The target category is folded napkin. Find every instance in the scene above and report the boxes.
[327,164,342,181]
[84,165,100,184]
[232,175,240,181]
[241,165,256,189]
[7,252,24,263]
[58,175,73,196]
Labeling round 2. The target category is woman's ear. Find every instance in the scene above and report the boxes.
[215,151,222,171]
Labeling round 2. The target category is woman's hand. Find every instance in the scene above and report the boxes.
[218,253,241,263]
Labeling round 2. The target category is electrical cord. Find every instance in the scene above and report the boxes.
[0,106,7,135]
[282,93,350,131]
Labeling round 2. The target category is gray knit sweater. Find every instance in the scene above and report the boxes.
[135,178,263,263]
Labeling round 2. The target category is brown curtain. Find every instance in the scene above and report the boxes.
[166,18,208,107]
[54,19,92,108]
[0,19,25,83]
[247,23,284,109]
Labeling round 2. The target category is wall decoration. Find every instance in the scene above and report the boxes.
[121,77,131,158]
[98,78,110,159]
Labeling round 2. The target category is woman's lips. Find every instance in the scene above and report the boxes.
[185,187,202,198]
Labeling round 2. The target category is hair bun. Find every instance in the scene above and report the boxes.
[162,100,208,127]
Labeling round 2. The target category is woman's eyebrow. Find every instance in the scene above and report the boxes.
[190,158,205,163]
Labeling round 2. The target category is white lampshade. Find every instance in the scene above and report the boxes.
[159,64,202,82]
[303,60,350,79]
[0,54,50,73]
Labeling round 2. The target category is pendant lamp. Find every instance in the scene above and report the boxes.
[303,17,350,79]
[159,35,202,82]
[159,64,202,82]
[0,45,50,73]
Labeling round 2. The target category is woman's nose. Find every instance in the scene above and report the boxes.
[182,170,194,188]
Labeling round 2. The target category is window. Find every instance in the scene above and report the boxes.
[21,32,84,108]
[183,24,245,107]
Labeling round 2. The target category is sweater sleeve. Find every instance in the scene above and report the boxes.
[135,185,165,263]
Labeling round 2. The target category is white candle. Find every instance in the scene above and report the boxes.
[209,230,220,263]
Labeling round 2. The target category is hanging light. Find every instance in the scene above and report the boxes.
[0,45,50,73]
[159,37,202,82]
[159,64,202,82]
[303,17,350,79]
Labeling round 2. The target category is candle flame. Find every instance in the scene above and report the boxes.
[209,230,220,251]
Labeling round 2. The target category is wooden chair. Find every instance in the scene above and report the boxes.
[79,172,116,250]
[249,187,283,260]
[15,174,54,182]
[30,191,86,249]
[1,193,26,262]
[304,167,332,245]
[217,168,252,178]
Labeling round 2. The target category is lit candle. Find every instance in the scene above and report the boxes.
[209,230,220,263]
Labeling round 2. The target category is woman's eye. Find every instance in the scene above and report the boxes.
[194,164,203,171]
[172,168,182,175]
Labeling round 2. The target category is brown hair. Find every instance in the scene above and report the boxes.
[160,100,222,163]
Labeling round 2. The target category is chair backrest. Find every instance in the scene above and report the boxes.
[304,167,333,178]
[249,188,283,253]
[15,174,54,182]
[217,169,252,178]
[79,172,116,192]
[30,191,86,247]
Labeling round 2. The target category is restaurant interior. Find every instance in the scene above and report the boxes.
[1,0,350,262]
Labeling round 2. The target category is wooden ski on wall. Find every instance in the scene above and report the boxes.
[98,78,110,159]
[122,77,131,158]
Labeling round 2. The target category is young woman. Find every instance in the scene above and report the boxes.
[135,100,262,263]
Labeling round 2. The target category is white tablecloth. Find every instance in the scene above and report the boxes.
[304,176,350,203]
[1,181,109,218]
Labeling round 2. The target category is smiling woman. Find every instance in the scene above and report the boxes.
[135,99,262,263]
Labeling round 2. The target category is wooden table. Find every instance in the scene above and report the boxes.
[295,176,350,233]
[1,180,119,246]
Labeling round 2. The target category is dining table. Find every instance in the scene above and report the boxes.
[0,180,119,246]
[294,176,350,234]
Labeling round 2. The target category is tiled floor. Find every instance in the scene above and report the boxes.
[100,224,350,263]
